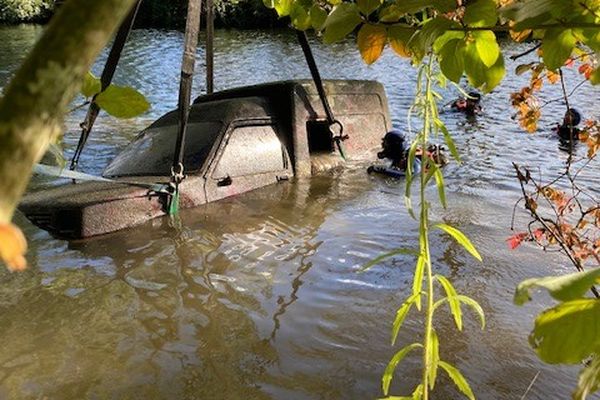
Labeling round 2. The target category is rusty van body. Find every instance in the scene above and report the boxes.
[19,80,392,239]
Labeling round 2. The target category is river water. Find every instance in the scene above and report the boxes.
[1,24,599,399]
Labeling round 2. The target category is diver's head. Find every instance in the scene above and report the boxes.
[564,108,582,127]
[378,130,406,162]
[468,91,481,103]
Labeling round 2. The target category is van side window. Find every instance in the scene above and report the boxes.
[213,125,285,178]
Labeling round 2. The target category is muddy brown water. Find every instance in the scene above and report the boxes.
[1,25,599,399]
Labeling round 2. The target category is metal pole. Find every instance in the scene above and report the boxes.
[206,0,214,94]
[69,0,142,171]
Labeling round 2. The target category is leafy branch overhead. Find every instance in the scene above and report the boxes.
[266,0,600,92]
[81,72,149,118]
[515,269,600,400]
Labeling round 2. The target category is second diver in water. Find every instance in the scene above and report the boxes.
[555,108,582,141]
[367,130,447,179]
[451,91,482,116]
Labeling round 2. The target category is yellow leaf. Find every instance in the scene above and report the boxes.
[0,223,27,272]
[357,24,387,65]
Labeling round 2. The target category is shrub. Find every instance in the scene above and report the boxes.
[0,0,54,23]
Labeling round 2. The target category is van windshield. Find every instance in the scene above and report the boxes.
[103,121,222,177]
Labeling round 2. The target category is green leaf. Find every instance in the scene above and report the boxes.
[323,3,362,43]
[382,343,422,396]
[413,255,425,311]
[388,26,416,58]
[404,139,419,219]
[435,275,462,330]
[427,330,440,389]
[429,160,447,208]
[387,0,456,14]
[438,38,465,84]
[391,293,420,346]
[439,361,475,400]
[473,30,500,67]
[412,17,459,60]
[463,0,498,27]
[463,40,505,92]
[530,299,600,364]
[431,0,457,13]
[274,0,293,17]
[360,248,419,272]
[435,223,482,261]
[500,0,572,25]
[390,0,433,14]
[457,295,485,329]
[574,355,600,400]
[290,3,311,30]
[482,52,505,92]
[309,4,327,30]
[81,72,101,98]
[433,31,465,54]
[542,28,577,71]
[357,0,382,16]
[463,40,486,87]
[95,85,150,119]
[435,119,461,163]
[514,268,600,306]
[263,0,275,8]
[378,4,404,22]
[412,384,424,400]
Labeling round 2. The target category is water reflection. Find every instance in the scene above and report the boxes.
[1,26,600,399]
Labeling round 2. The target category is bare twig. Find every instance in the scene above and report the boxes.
[520,371,541,400]
[510,43,541,61]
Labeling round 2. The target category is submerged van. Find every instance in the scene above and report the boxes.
[20,79,392,239]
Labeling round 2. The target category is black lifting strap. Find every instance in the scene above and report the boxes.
[296,30,348,158]
[168,0,203,214]
[69,0,142,171]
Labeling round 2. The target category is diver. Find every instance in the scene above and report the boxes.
[555,108,582,141]
[367,130,446,179]
[451,91,482,116]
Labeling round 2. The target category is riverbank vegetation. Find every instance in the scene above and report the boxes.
[0,0,280,28]
[0,0,53,23]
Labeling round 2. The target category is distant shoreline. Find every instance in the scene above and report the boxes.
[0,0,285,29]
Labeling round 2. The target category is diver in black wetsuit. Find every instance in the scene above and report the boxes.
[451,91,482,116]
[367,131,447,179]
[367,130,415,179]
[555,108,582,141]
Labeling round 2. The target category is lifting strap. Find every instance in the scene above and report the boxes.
[296,30,348,159]
[69,0,142,171]
[169,0,203,215]
[206,0,215,95]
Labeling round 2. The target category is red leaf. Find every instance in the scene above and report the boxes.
[507,232,528,250]
[532,228,545,241]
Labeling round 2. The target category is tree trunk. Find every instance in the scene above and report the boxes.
[0,0,138,224]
